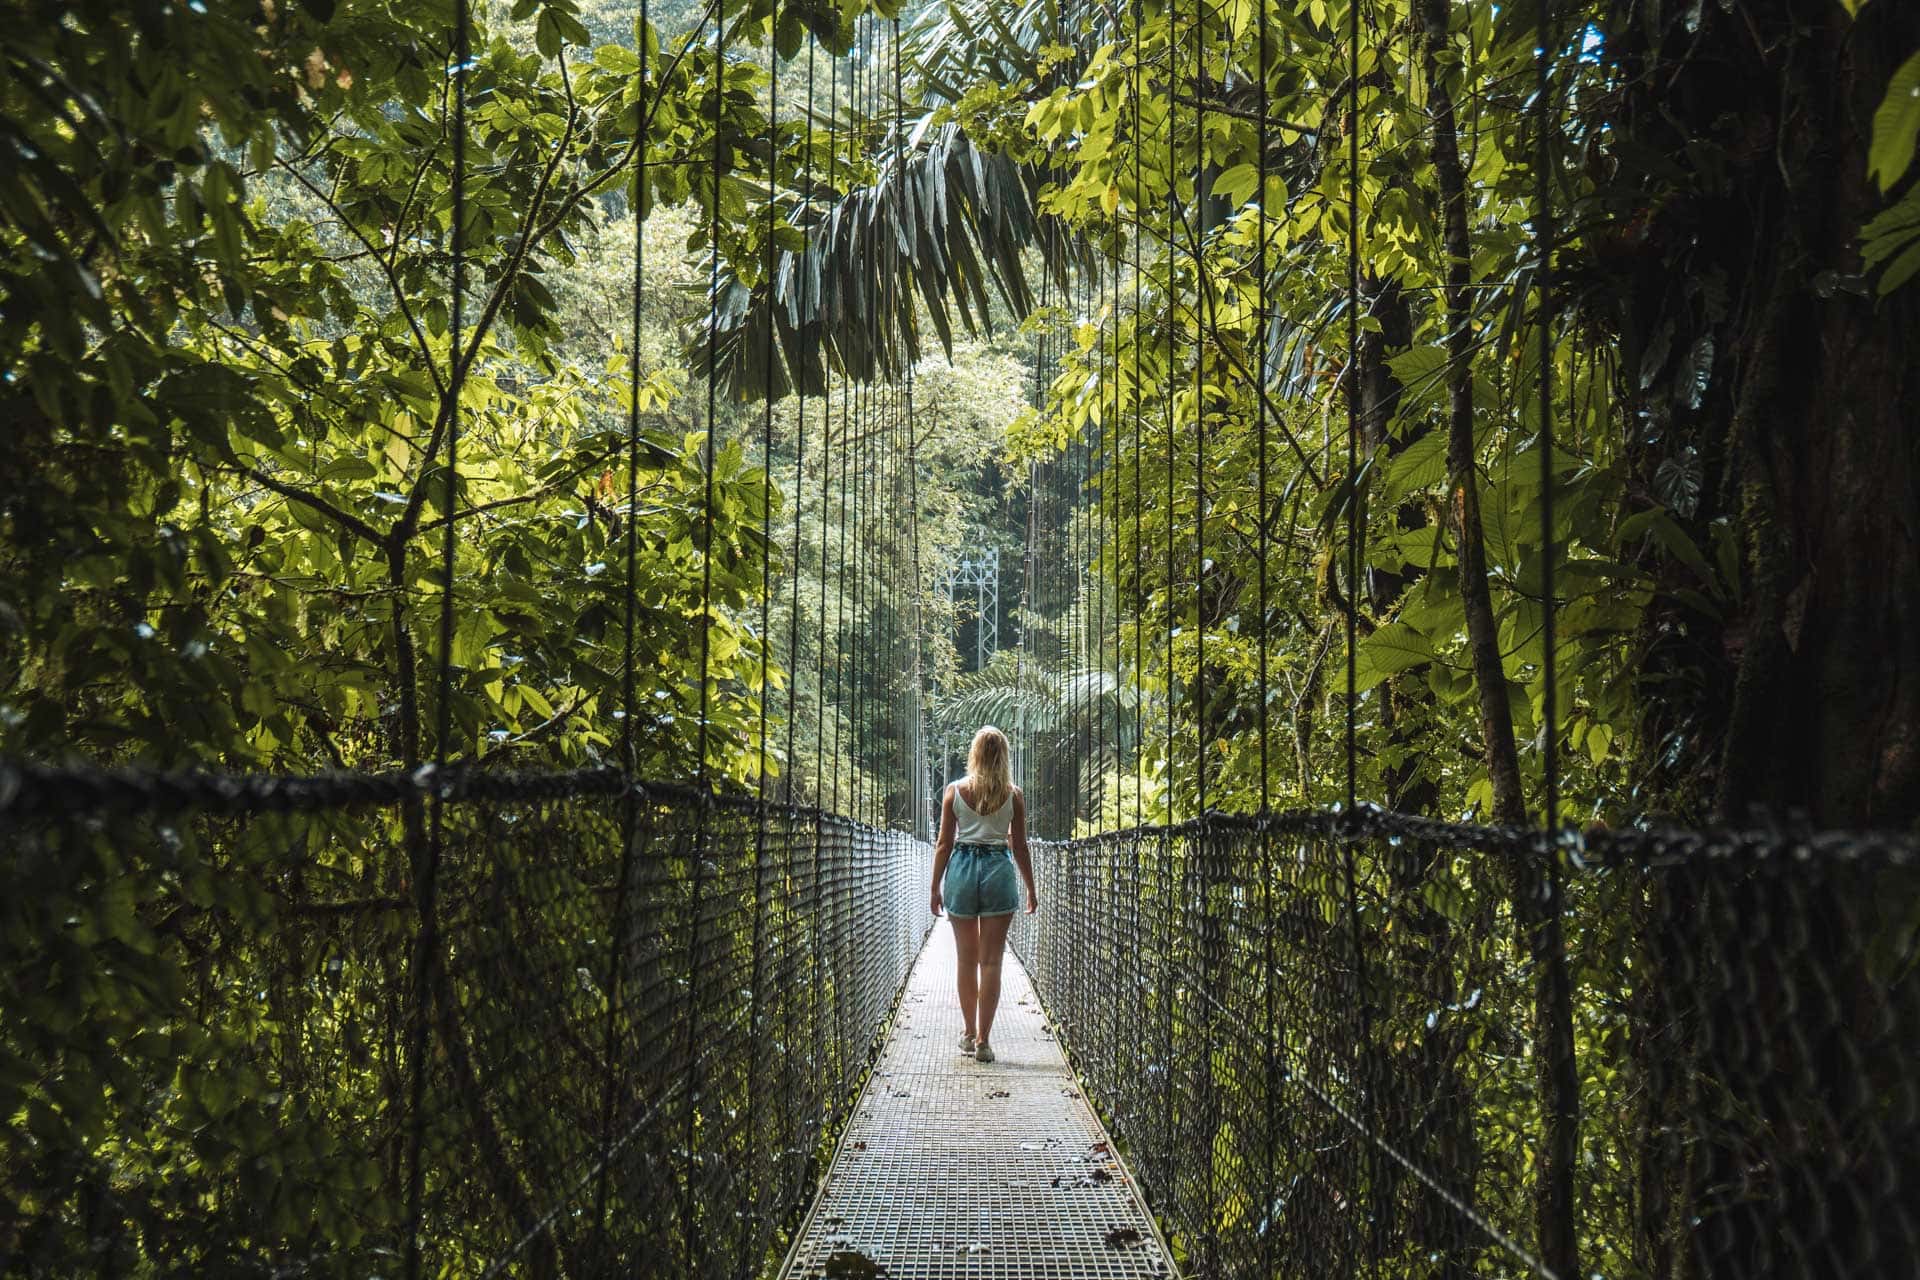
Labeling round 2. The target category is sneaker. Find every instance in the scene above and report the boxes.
[974,1041,995,1064]
[958,1033,976,1054]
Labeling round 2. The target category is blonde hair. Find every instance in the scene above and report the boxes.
[965,725,1013,817]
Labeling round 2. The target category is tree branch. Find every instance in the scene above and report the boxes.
[401,52,582,543]
[278,157,448,404]
[235,465,385,547]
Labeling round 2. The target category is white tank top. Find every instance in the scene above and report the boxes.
[951,782,1014,846]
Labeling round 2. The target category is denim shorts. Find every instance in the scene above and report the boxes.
[943,843,1018,918]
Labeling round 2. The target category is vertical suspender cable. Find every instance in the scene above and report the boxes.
[1108,257,1121,827]
[1254,0,1277,1272]
[1537,0,1556,832]
[1077,271,1090,825]
[405,5,467,1276]
[1193,0,1207,822]
[782,33,816,1180]
[816,51,838,814]
[850,370,864,824]
[1191,9,1219,1259]
[693,0,724,796]
[785,55,816,815]
[892,20,924,839]
[1096,267,1107,825]
[1126,3,1148,1177]
[1340,1,1380,1272]
[1343,0,1359,815]
[831,310,850,816]
[745,8,780,1250]
[812,46,842,1114]
[595,0,651,1243]
[683,9,728,1268]
[1535,4,1578,1273]
[1163,10,1176,824]
[1159,0,1178,1190]
[1130,1,1143,827]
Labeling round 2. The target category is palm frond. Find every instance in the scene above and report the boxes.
[694,123,1091,398]
[694,0,1135,397]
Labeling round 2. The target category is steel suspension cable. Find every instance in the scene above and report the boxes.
[1075,270,1088,825]
[1193,0,1208,824]
[1340,0,1380,1270]
[1163,14,1177,827]
[1158,0,1179,1193]
[899,60,922,831]
[744,4,782,1241]
[405,4,468,1275]
[889,7,911,816]
[595,0,651,1242]
[1130,3,1144,827]
[785,49,817,817]
[783,44,816,1152]
[682,7,730,1268]
[1111,256,1124,827]
[1537,0,1557,833]
[816,51,839,820]
[1255,0,1277,1272]
[1534,3,1578,1272]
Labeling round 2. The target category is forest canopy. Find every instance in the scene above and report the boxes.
[3,2,1918,1277]
[7,0,1914,830]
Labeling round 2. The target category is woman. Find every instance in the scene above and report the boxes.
[928,725,1039,1064]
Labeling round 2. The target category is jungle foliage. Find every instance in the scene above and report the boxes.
[4,0,1918,1274]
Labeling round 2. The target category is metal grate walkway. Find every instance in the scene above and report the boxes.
[780,928,1174,1279]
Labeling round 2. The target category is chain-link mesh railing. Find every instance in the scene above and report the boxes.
[1012,809,1920,1280]
[1,763,931,1278]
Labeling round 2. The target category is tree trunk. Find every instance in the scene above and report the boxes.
[1417,4,1580,1278]
[1591,5,1920,1274]
[1597,0,1920,830]
[1417,0,1528,829]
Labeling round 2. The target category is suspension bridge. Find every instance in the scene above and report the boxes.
[6,0,1920,1276]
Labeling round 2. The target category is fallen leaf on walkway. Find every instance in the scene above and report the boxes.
[987,1089,1010,1098]
[819,1247,890,1277]
[1105,1226,1144,1248]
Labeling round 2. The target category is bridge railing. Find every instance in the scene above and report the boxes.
[1014,809,1920,1280]
[1,764,932,1278]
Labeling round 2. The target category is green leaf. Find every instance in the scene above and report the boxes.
[535,9,564,56]
[552,9,593,46]
[1625,509,1719,594]
[1869,49,1920,193]
[1384,430,1448,502]
[1214,163,1258,209]
[1877,237,1920,295]
[1354,622,1436,692]
[1387,344,1449,410]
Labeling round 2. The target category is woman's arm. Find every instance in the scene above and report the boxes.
[1010,790,1038,913]
[930,785,956,915]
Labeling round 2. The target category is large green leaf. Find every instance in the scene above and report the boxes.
[1869,49,1920,193]
[1354,622,1437,692]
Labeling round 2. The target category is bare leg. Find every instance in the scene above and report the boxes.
[950,917,980,1039]
[975,913,1013,1045]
